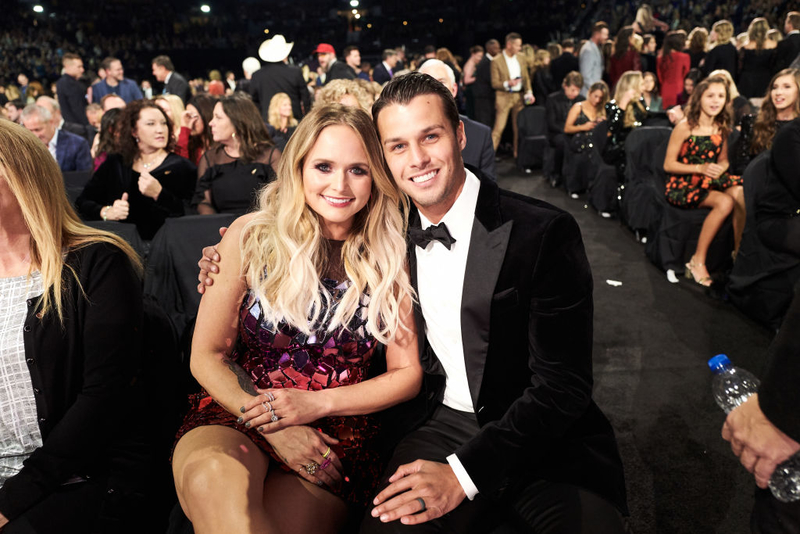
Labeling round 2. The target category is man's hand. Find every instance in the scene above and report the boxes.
[196,226,227,294]
[370,460,467,525]
[722,394,800,488]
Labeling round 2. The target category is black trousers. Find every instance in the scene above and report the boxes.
[752,487,800,534]
[473,96,496,129]
[360,405,626,534]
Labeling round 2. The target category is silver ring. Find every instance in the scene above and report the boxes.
[315,480,323,486]
[266,392,276,402]
[271,412,279,423]
[416,497,426,512]
[261,401,273,412]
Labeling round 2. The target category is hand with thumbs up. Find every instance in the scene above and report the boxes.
[106,192,130,221]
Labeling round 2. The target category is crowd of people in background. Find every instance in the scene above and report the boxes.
[2,0,800,532]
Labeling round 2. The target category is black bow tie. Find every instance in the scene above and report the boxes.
[408,222,457,250]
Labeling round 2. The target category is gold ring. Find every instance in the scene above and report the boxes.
[304,462,319,475]
[322,447,331,459]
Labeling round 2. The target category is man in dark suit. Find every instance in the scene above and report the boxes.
[250,35,310,121]
[363,72,626,533]
[36,96,96,146]
[545,71,585,190]
[372,49,399,85]
[419,59,496,181]
[317,43,358,83]
[55,53,89,126]
[472,39,500,128]
[550,39,581,91]
[775,12,800,73]
[21,104,92,172]
[152,55,191,105]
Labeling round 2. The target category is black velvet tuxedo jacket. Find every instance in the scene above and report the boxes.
[404,170,627,513]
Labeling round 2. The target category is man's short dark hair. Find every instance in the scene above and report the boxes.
[100,57,120,71]
[152,55,175,71]
[343,46,359,58]
[561,39,575,50]
[592,21,609,34]
[372,72,460,137]
[62,53,80,65]
[470,45,485,55]
[505,32,522,44]
[485,39,500,50]
[382,49,398,61]
[423,45,437,56]
[9,99,24,109]
[787,11,800,30]
[563,71,584,88]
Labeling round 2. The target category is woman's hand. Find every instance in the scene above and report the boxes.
[242,389,330,432]
[264,426,344,489]
[181,110,200,132]
[0,511,8,529]
[138,170,163,200]
[705,163,725,178]
[583,121,596,131]
[105,192,129,220]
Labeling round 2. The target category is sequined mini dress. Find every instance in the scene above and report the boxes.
[665,134,743,208]
[175,241,383,507]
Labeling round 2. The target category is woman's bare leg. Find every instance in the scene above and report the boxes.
[691,191,734,280]
[724,185,745,254]
[261,469,349,534]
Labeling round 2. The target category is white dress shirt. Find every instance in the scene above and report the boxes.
[502,51,523,92]
[414,169,482,500]
[47,131,58,162]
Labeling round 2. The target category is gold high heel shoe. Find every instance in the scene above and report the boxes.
[685,259,712,287]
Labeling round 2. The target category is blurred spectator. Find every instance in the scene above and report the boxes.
[266,92,298,151]
[642,71,663,111]
[225,71,236,93]
[580,21,610,96]
[687,27,709,69]
[550,39,580,90]
[491,32,534,157]
[545,70,585,189]
[677,68,703,106]
[335,46,361,81]
[774,12,800,72]
[436,47,462,84]
[141,80,154,99]
[250,35,310,122]
[739,18,778,100]
[703,20,738,78]
[21,104,92,172]
[768,29,783,45]
[36,95,95,145]
[373,49,399,85]
[472,39,500,128]
[91,107,123,170]
[17,74,29,99]
[55,53,89,126]
[633,4,670,42]
[709,68,753,125]
[91,57,143,104]
[86,103,103,130]
[641,34,658,74]
[658,31,691,108]
[77,100,197,239]
[152,55,191,105]
[154,94,186,142]
[207,80,226,96]
[462,45,485,88]
[238,56,261,96]
[609,26,642,91]
[315,79,373,113]
[532,49,558,105]
[4,100,24,124]
[604,70,647,179]
[101,94,127,111]
[177,93,217,165]
[315,43,354,84]
[25,82,44,104]
[192,94,280,216]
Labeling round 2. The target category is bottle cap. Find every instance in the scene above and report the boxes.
[708,354,731,373]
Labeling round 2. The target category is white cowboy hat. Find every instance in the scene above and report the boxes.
[258,35,294,62]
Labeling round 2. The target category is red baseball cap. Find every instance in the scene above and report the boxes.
[313,43,336,55]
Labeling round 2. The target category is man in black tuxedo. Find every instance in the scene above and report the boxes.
[250,35,310,121]
[549,39,580,93]
[152,55,191,105]
[55,53,89,126]
[774,12,800,72]
[471,39,500,128]
[372,49,399,85]
[319,44,359,83]
[419,59,496,181]
[362,72,626,533]
[545,71,585,190]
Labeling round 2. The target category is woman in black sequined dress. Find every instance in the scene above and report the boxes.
[563,81,609,194]
[172,104,420,533]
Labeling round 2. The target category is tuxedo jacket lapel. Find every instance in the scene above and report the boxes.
[461,178,512,409]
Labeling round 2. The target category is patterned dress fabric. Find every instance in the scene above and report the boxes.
[666,134,743,207]
[175,242,383,507]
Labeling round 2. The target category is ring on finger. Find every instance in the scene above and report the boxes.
[265,392,276,402]
[304,462,319,475]
[271,412,279,423]
[416,497,426,513]
[320,458,332,470]
[322,447,331,459]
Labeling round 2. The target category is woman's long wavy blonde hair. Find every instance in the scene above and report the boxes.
[239,104,413,344]
[0,119,142,323]
[267,92,298,130]
[614,71,645,127]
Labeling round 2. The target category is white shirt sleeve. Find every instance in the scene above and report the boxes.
[446,453,479,500]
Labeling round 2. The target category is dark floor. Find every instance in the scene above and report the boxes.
[496,159,774,534]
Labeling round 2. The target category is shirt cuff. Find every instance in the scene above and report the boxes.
[503,81,510,91]
[446,453,479,501]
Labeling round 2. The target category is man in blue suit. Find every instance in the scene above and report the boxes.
[21,104,92,173]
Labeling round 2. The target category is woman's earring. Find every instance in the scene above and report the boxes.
[231,132,236,139]
[134,136,140,143]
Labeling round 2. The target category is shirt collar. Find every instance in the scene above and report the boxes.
[165,71,173,84]
[48,131,58,152]
[503,51,516,61]
[418,168,480,244]
[788,30,800,36]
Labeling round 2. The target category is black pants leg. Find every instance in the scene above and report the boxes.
[752,487,800,534]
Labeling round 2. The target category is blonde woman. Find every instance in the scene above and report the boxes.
[603,70,646,179]
[633,4,669,35]
[314,79,373,113]
[266,92,298,151]
[172,104,420,534]
[739,18,778,99]
[0,120,146,530]
[154,93,186,141]
[703,20,737,78]
[532,48,556,105]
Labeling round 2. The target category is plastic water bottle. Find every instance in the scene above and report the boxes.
[708,354,800,502]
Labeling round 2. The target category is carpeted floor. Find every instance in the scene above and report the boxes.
[497,160,775,534]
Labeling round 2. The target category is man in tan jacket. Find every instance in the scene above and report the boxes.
[491,32,535,157]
